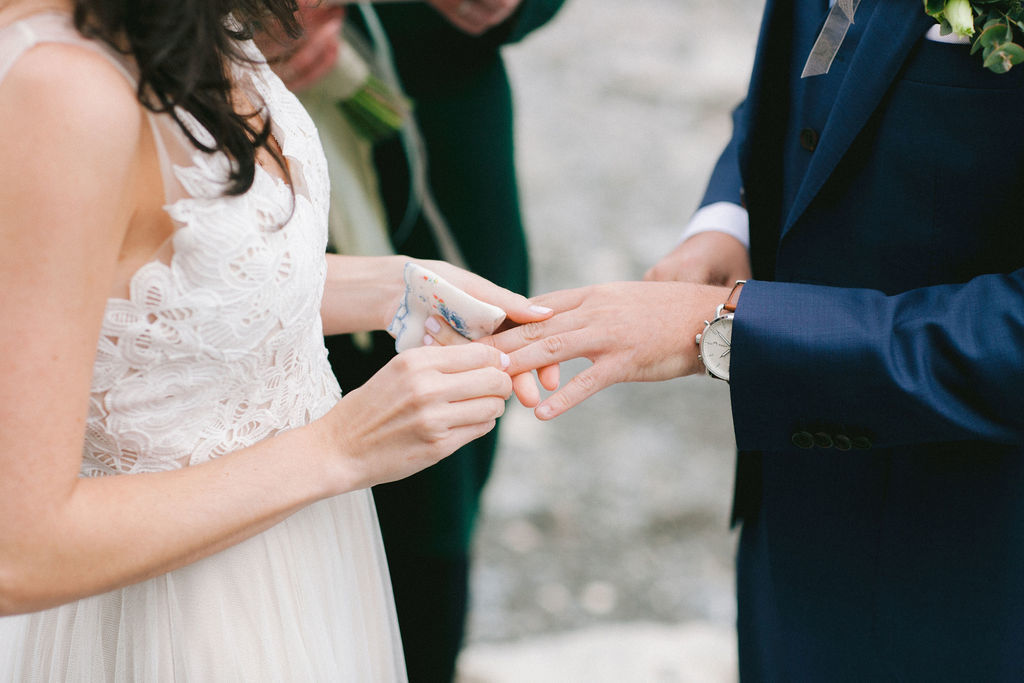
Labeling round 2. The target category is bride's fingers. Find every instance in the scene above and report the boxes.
[444,420,498,453]
[423,315,469,347]
[409,342,509,374]
[437,366,513,403]
[416,259,556,326]
[421,315,544,407]
[446,395,508,427]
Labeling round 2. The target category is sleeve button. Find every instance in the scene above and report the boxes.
[834,434,852,451]
[813,432,833,448]
[852,436,872,450]
[792,431,815,449]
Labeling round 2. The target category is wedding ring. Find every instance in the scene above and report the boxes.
[456,0,472,18]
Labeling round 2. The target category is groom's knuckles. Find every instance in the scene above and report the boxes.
[545,368,600,416]
[569,366,600,396]
[541,333,565,357]
[518,320,547,342]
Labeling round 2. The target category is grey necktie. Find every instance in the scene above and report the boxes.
[801,0,862,78]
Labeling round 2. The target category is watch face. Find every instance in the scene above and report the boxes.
[700,316,733,381]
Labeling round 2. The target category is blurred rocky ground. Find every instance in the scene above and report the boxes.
[455,0,766,680]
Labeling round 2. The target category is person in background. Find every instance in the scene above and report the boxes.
[262,0,564,679]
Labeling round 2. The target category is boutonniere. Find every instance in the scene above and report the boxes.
[925,0,1024,73]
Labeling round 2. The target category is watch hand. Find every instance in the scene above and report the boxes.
[720,348,730,359]
[713,327,730,344]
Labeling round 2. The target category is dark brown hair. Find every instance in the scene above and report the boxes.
[74,0,300,195]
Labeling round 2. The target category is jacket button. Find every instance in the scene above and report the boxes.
[799,127,819,151]
[792,431,815,449]
[852,436,872,450]
[813,432,833,448]
[834,434,852,451]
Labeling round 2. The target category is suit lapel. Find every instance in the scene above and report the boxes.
[781,0,934,236]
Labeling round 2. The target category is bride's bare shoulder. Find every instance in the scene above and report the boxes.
[0,39,142,163]
[0,39,143,269]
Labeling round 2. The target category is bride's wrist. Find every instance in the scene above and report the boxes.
[310,400,367,496]
[321,254,408,335]
[372,255,408,331]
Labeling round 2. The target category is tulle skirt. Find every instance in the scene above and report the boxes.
[0,490,406,682]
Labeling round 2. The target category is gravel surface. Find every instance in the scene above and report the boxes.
[457,0,767,678]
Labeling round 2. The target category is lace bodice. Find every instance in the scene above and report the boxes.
[0,13,341,476]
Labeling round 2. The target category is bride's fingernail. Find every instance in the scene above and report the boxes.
[500,353,510,369]
[529,305,553,315]
[425,317,441,333]
[423,334,434,346]
[536,404,554,419]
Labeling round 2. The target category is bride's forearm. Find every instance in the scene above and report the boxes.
[320,254,407,336]
[0,416,351,617]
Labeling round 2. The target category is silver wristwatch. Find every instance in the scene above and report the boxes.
[696,280,745,382]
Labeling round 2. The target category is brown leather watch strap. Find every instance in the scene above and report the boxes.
[723,280,746,313]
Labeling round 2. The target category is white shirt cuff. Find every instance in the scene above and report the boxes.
[679,201,750,248]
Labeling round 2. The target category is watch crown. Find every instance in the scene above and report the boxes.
[695,333,702,344]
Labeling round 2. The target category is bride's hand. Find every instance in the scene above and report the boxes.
[423,313,560,408]
[326,343,513,490]
[410,258,554,329]
[408,258,561,406]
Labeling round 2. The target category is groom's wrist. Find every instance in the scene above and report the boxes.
[694,280,744,382]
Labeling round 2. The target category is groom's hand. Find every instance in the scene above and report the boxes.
[644,231,751,286]
[482,281,729,420]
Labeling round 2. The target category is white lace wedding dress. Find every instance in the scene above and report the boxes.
[0,12,405,682]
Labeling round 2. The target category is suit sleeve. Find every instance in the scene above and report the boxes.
[699,100,747,209]
[729,273,1024,451]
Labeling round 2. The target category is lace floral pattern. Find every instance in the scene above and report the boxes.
[82,45,339,477]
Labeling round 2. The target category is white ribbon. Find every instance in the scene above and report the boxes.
[802,0,862,78]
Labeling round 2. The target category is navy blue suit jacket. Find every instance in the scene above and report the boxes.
[708,0,1024,679]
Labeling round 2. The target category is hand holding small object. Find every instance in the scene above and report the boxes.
[393,263,558,407]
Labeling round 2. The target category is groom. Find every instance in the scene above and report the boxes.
[487,0,1024,678]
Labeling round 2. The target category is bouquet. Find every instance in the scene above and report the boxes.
[924,0,1024,72]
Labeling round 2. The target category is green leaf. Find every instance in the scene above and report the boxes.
[983,41,1024,72]
[978,21,1012,48]
[924,0,947,18]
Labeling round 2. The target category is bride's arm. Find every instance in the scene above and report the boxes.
[0,46,511,616]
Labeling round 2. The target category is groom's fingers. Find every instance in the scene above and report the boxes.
[534,364,610,420]
[503,327,596,377]
[511,372,541,407]
[538,363,560,391]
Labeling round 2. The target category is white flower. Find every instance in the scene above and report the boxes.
[944,0,975,38]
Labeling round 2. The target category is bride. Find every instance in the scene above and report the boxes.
[0,0,549,679]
